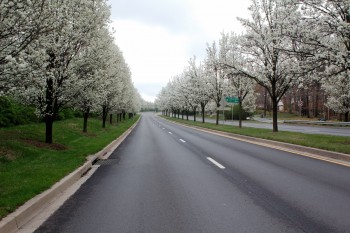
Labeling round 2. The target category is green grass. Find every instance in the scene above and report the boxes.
[162,116,350,155]
[0,116,139,219]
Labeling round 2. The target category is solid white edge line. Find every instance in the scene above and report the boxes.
[207,157,225,169]
[180,139,186,143]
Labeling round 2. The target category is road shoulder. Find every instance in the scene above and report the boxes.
[162,117,350,167]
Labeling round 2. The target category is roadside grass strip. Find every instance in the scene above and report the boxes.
[0,116,139,220]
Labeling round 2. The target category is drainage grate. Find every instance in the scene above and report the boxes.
[94,158,120,166]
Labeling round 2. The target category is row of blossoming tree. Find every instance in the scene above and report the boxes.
[0,0,141,143]
[156,0,350,132]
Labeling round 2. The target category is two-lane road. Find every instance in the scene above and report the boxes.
[186,116,350,137]
[35,113,350,233]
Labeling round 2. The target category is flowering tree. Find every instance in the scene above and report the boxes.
[0,0,49,93]
[98,43,132,128]
[230,0,301,132]
[187,57,211,123]
[13,0,110,143]
[220,33,256,127]
[205,41,230,125]
[157,84,173,116]
[299,1,350,121]
[70,28,114,132]
[323,75,350,121]
[129,87,142,115]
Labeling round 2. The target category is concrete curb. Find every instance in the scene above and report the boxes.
[0,116,141,233]
[162,117,350,165]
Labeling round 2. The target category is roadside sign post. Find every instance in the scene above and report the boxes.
[231,105,233,125]
[225,97,239,125]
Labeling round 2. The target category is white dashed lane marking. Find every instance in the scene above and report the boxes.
[207,157,225,169]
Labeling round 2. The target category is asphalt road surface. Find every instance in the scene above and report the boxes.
[186,116,350,137]
[35,113,350,233]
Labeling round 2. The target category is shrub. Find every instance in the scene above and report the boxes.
[224,105,252,120]
[0,97,38,127]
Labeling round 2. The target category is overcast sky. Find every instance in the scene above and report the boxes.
[108,0,251,102]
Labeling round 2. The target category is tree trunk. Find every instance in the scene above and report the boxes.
[45,115,54,144]
[216,103,220,125]
[110,114,113,125]
[193,107,197,122]
[83,108,90,133]
[201,103,205,123]
[45,78,54,144]
[345,111,349,122]
[186,110,189,120]
[272,98,278,132]
[305,90,310,118]
[102,106,108,128]
[315,90,319,117]
[264,88,267,117]
[238,100,242,128]
[288,94,293,114]
[123,111,126,120]
[182,110,184,120]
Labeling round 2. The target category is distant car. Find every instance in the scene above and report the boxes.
[318,117,327,121]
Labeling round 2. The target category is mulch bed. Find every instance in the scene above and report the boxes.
[22,139,67,150]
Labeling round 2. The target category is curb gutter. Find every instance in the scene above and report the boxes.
[163,117,350,166]
[0,116,141,233]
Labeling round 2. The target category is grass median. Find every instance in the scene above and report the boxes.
[162,116,350,155]
[0,116,139,220]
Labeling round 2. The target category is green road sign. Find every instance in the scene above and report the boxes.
[225,96,239,103]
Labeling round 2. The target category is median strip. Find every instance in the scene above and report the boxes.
[207,157,226,169]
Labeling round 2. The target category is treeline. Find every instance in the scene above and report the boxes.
[156,0,350,132]
[0,0,142,143]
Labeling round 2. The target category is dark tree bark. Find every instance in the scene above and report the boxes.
[238,100,243,128]
[193,107,197,122]
[345,111,349,122]
[102,105,108,128]
[201,103,206,123]
[216,103,220,125]
[44,78,55,143]
[83,108,90,133]
[45,115,54,144]
[272,98,278,132]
